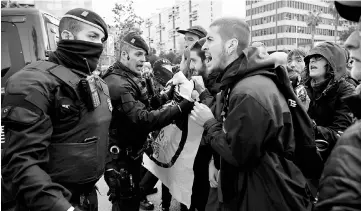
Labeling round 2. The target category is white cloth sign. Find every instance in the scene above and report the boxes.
[143,71,204,208]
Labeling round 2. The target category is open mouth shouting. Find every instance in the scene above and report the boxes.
[205,53,212,66]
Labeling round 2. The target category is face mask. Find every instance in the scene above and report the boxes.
[53,40,104,73]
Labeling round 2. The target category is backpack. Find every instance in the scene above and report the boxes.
[271,65,324,179]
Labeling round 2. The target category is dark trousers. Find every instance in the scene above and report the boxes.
[139,166,159,195]
[189,145,212,211]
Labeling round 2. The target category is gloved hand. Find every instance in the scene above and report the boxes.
[177,97,194,114]
[104,170,120,203]
[107,186,118,203]
[160,84,176,102]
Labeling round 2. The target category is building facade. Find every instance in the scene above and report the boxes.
[16,0,93,18]
[141,0,222,54]
[246,0,355,53]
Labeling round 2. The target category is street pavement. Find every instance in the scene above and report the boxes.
[97,176,181,211]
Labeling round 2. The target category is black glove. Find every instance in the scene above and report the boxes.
[150,95,163,110]
[178,98,194,114]
[161,84,176,102]
[104,169,120,203]
[107,186,118,203]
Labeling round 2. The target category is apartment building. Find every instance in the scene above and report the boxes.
[141,0,222,54]
[15,0,93,18]
[246,0,355,52]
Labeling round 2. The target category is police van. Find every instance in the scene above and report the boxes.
[1,7,59,209]
[1,8,59,149]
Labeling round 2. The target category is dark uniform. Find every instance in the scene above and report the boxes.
[1,9,110,211]
[103,33,193,211]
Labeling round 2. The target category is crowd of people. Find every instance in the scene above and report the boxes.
[1,1,360,211]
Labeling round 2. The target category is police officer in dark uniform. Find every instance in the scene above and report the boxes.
[103,32,194,211]
[1,8,111,211]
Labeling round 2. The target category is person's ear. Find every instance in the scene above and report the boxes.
[225,38,238,55]
[60,30,75,40]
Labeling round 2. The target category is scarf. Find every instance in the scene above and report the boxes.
[310,77,331,99]
[49,40,103,74]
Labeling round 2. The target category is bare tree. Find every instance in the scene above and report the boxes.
[329,1,340,43]
[112,0,144,59]
[306,9,322,48]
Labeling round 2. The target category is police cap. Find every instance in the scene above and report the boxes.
[63,8,108,42]
[122,32,149,55]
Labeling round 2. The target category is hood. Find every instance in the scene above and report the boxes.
[304,42,347,81]
[221,47,277,88]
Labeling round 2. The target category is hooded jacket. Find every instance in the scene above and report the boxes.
[203,47,310,211]
[315,86,361,211]
[303,42,355,161]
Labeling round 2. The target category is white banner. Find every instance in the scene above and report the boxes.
[143,71,204,208]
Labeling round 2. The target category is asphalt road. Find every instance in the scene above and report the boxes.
[97,176,181,211]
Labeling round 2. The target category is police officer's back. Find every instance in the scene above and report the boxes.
[103,32,194,210]
[1,8,111,211]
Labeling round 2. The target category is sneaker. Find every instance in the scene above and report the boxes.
[140,199,155,210]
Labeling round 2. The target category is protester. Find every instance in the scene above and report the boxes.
[1,8,110,211]
[287,48,307,75]
[177,25,207,48]
[303,42,355,161]
[102,32,194,211]
[179,38,217,211]
[315,2,361,210]
[190,17,313,211]
[287,49,310,110]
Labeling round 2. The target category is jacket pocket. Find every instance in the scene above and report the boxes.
[52,86,82,132]
[46,138,99,184]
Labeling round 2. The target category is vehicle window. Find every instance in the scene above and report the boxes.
[43,13,59,51]
[46,22,59,50]
[1,26,11,72]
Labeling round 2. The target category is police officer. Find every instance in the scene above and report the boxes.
[1,8,110,211]
[103,32,194,210]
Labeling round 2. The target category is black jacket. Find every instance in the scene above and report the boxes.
[103,62,184,152]
[304,42,355,161]
[315,86,361,211]
[1,59,112,210]
[203,47,309,211]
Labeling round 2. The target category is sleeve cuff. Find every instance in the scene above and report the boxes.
[204,118,218,131]
[199,89,211,102]
[50,197,72,211]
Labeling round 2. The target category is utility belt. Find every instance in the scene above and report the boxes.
[109,142,152,162]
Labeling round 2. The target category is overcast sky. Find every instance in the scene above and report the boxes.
[92,0,246,25]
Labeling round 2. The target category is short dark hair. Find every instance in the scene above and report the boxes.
[287,48,307,61]
[190,40,206,62]
[210,17,250,55]
[59,17,83,38]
